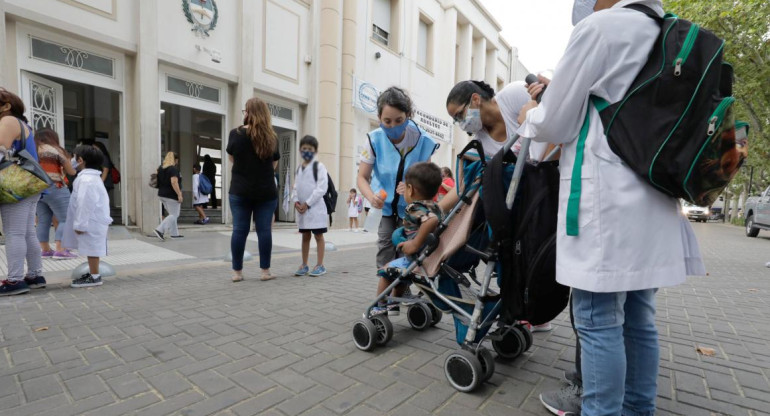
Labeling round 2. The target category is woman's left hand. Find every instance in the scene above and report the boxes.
[396,181,406,195]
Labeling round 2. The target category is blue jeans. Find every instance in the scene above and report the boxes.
[229,195,276,271]
[572,288,658,416]
[36,185,71,243]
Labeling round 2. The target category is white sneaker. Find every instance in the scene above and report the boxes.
[352,229,360,233]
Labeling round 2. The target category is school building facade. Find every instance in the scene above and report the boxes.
[0,0,526,233]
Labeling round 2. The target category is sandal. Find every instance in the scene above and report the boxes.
[260,271,274,281]
[232,274,244,282]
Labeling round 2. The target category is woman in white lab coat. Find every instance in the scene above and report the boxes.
[292,135,328,277]
[516,1,705,414]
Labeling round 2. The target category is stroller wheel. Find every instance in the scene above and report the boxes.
[427,303,443,326]
[477,347,495,382]
[491,327,526,360]
[515,323,533,351]
[444,349,483,392]
[407,303,433,331]
[352,318,377,351]
[371,315,393,346]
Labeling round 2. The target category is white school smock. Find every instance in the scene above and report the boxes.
[61,169,113,257]
[517,0,705,293]
[348,196,360,218]
[293,160,329,230]
[192,173,210,205]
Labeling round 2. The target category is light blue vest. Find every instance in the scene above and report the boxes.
[368,122,438,218]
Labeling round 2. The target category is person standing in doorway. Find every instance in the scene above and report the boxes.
[153,152,183,241]
[92,141,115,199]
[227,96,280,282]
[202,154,218,209]
[192,164,210,224]
[35,129,78,259]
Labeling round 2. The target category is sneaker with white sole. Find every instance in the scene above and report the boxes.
[309,265,327,277]
[71,273,103,288]
[540,384,582,416]
[153,229,165,241]
[0,280,30,296]
[24,275,47,289]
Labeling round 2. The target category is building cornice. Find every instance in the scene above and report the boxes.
[4,3,137,54]
[439,0,503,32]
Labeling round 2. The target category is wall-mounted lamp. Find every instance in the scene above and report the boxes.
[375,51,382,59]
[195,44,222,64]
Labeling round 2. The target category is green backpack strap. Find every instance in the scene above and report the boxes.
[566,96,609,236]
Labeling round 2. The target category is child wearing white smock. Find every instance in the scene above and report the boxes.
[62,145,113,288]
[347,189,361,231]
[292,135,328,277]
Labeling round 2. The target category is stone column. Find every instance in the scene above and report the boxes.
[443,7,458,87]
[339,0,357,192]
[485,48,497,88]
[455,23,472,83]
[317,0,342,183]
[472,36,486,80]
[137,0,161,235]
[454,23,473,154]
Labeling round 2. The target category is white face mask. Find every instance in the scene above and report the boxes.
[459,108,483,135]
[572,0,598,26]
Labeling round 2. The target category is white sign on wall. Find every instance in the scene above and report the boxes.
[353,77,453,144]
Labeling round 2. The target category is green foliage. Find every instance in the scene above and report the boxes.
[665,0,770,193]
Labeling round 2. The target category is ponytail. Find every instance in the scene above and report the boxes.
[446,80,495,107]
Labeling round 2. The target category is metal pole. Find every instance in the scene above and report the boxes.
[748,166,754,196]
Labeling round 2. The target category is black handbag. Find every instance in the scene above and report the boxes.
[0,119,53,203]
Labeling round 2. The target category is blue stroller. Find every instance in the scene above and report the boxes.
[351,137,534,393]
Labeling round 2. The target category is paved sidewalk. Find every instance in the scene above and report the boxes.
[0,222,767,415]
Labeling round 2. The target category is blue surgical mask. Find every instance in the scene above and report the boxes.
[572,0,597,26]
[301,150,314,161]
[459,108,483,134]
[380,120,408,141]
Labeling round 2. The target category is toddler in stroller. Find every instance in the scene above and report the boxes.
[371,162,443,315]
[352,140,534,393]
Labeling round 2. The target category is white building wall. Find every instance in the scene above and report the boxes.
[1,0,527,229]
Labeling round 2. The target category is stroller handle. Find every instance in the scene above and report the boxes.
[502,133,530,210]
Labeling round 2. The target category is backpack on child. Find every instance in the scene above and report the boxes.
[311,161,338,216]
[198,173,213,195]
[585,5,743,210]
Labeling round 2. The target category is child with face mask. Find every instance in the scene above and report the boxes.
[292,135,328,277]
[61,145,113,288]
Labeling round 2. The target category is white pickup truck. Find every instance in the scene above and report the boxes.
[744,186,770,237]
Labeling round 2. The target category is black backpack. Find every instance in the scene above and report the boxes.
[590,5,742,208]
[482,150,569,326]
[312,161,338,220]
